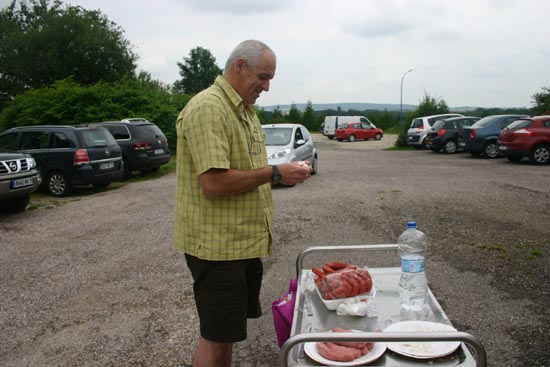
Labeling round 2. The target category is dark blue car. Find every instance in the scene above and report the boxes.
[459,114,529,158]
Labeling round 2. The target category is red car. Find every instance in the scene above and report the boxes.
[336,121,384,142]
[497,116,550,164]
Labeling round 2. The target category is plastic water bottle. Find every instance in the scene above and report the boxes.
[398,221,428,312]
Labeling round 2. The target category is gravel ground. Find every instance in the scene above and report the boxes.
[1,134,549,367]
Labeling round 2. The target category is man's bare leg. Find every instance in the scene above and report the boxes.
[193,337,233,367]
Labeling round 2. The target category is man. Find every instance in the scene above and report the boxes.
[175,40,312,367]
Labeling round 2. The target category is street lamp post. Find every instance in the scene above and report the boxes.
[400,69,413,127]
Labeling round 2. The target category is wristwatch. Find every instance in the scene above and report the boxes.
[270,165,282,183]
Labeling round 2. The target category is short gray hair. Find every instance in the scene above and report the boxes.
[225,40,275,70]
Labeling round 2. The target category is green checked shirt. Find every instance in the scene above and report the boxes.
[174,75,274,261]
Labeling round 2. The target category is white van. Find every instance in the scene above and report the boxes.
[323,116,372,139]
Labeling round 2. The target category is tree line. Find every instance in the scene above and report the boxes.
[0,0,548,150]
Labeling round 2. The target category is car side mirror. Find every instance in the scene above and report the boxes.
[295,139,305,147]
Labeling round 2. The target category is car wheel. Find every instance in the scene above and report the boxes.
[528,144,550,165]
[311,155,318,175]
[348,135,356,142]
[482,141,499,158]
[375,133,382,140]
[47,171,71,197]
[443,139,458,154]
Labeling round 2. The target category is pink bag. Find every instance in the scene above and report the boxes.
[272,278,298,348]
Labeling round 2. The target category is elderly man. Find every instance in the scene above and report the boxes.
[175,40,312,367]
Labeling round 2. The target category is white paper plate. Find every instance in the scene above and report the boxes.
[304,340,386,366]
[383,320,460,359]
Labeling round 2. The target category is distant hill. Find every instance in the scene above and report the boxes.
[259,102,417,112]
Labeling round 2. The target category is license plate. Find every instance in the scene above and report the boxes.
[407,136,413,141]
[100,162,115,170]
[154,149,164,155]
[11,177,33,189]
[427,140,433,145]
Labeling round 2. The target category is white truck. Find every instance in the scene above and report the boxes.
[323,116,373,139]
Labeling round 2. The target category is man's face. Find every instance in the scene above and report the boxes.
[235,51,276,106]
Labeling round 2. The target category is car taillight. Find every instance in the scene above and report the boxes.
[73,149,90,165]
[134,142,150,150]
[470,130,476,139]
[437,129,446,137]
[513,129,532,136]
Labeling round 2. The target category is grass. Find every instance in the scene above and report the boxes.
[468,241,545,260]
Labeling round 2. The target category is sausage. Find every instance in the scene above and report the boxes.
[316,342,362,362]
[325,261,353,271]
[331,327,368,349]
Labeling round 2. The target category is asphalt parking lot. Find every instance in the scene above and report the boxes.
[1,134,549,367]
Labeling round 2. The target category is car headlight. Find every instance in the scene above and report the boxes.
[28,157,37,168]
[268,148,291,160]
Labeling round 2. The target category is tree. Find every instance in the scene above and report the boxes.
[531,86,550,115]
[0,0,137,109]
[173,46,222,94]
[302,100,315,130]
[287,102,301,123]
[415,91,449,117]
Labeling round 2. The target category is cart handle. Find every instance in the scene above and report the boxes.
[279,331,487,367]
[295,244,400,278]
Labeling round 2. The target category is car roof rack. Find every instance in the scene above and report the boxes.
[121,118,150,124]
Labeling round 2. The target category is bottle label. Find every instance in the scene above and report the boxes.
[401,257,425,273]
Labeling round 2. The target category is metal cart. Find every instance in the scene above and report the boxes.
[279,244,487,366]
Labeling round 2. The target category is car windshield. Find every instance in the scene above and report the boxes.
[80,129,117,148]
[505,120,531,130]
[431,120,445,130]
[135,124,165,138]
[263,127,292,145]
[410,118,423,128]
[471,116,499,128]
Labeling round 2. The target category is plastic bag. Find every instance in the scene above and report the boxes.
[272,278,297,348]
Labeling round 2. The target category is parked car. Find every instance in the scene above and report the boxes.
[323,116,372,139]
[497,116,550,164]
[426,116,481,153]
[407,113,463,149]
[94,118,170,179]
[0,150,42,213]
[336,121,384,142]
[0,125,123,197]
[460,114,530,158]
[262,123,318,177]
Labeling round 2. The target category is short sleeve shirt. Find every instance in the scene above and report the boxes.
[174,75,273,261]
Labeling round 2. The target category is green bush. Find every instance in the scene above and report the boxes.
[0,77,192,151]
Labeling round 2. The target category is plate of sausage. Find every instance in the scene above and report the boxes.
[383,321,460,359]
[303,328,386,366]
[310,262,374,310]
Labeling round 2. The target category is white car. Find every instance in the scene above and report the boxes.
[262,123,318,175]
[407,113,463,149]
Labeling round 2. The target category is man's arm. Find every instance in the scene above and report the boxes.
[199,163,313,196]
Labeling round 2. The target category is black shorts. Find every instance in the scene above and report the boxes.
[185,254,263,343]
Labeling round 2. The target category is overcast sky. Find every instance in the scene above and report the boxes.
[5,0,550,108]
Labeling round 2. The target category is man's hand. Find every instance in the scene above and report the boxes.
[278,161,313,185]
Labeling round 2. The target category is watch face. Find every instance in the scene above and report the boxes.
[272,166,281,182]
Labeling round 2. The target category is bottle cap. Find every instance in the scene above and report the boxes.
[407,221,417,229]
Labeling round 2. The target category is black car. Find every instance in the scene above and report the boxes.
[426,116,481,154]
[0,150,42,213]
[0,125,123,197]
[95,118,170,179]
